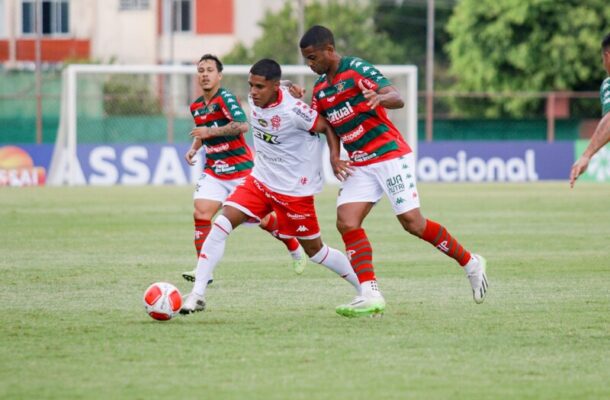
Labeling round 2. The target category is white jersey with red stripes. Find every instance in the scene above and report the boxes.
[248,86,325,196]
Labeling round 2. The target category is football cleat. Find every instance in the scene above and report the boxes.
[181,269,213,285]
[292,256,307,275]
[179,292,206,315]
[336,295,386,318]
[466,254,488,304]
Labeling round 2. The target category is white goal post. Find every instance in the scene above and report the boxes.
[48,64,417,186]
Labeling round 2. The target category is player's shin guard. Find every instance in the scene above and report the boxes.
[192,215,233,297]
[194,218,212,256]
[342,228,375,283]
[421,219,471,266]
[310,244,361,294]
[259,212,300,253]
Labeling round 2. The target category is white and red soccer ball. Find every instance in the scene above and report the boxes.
[143,282,182,321]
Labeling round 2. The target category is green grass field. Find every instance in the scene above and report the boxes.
[1,183,609,399]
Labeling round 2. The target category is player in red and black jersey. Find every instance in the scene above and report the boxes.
[298,26,489,317]
[181,54,306,283]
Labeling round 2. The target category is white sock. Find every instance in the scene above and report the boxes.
[464,254,479,275]
[192,215,233,297]
[289,246,303,260]
[361,280,383,298]
[310,244,361,294]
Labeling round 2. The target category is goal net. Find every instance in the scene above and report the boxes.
[48,64,417,186]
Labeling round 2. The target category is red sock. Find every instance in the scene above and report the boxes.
[342,228,375,283]
[194,218,211,256]
[421,219,471,266]
[259,213,299,252]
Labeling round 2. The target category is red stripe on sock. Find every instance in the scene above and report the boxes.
[342,228,376,283]
[422,219,471,266]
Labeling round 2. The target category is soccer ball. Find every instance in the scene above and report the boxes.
[143,282,182,321]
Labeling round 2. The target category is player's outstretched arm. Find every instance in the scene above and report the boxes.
[570,112,610,188]
[358,80,404,110]
[312,116,353,181]
[190,121,249,140]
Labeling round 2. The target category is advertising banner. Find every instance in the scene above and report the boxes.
[2,141,602,186]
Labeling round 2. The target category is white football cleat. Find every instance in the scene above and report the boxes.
[465,254,488,304]
[179,292,206,315]
[335,294,386,318]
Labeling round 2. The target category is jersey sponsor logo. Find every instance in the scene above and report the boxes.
[212,160,236,174]
[257,151,284,163]
[292,106,315,123]
[351,150,377,162]
[326,102,354,124]
[386,174,405,195]
[296,225,309,233]
[287,212,310,220]
[271,115,281,131]
[253,127,280,144]
[342,125,365,144]
[205,143,230,154]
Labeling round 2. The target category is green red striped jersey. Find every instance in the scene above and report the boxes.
[310,56,411,166]
[600,77,610,116]
[190,87,254,180]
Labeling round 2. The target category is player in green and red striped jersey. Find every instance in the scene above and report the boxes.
[571,33,610,187]
[298,26,488,317]
[181,54,306,283]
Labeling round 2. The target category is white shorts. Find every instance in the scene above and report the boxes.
[337,153,420,215]
[193,172,246,202]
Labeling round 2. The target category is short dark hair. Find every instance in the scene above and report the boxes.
[603,33,610,51]
[199,54,223,72]
[299,25,335,49]
[249,59,281,81]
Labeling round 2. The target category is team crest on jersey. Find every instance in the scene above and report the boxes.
[271,115,281,131]
[335,81,347,93]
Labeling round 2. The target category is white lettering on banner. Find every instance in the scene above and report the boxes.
[89,146,119,185]
[152,147,187,185]
[417,150,539,182]
[121,146,150,185]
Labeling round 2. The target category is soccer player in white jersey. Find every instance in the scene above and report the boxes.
[182,54,306,285]
[180,58,360,314]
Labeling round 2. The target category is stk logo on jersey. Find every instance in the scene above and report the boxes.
[253,128,280,144]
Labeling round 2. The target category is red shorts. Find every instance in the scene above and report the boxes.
[224,175,321,239]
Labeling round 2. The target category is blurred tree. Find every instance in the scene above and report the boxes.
[223,0,403,65]
[374,0,456,87]
[446,0,610,117]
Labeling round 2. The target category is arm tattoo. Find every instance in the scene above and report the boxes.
[211,121,245,137]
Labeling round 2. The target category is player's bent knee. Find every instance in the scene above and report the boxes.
[299,238,323,257]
